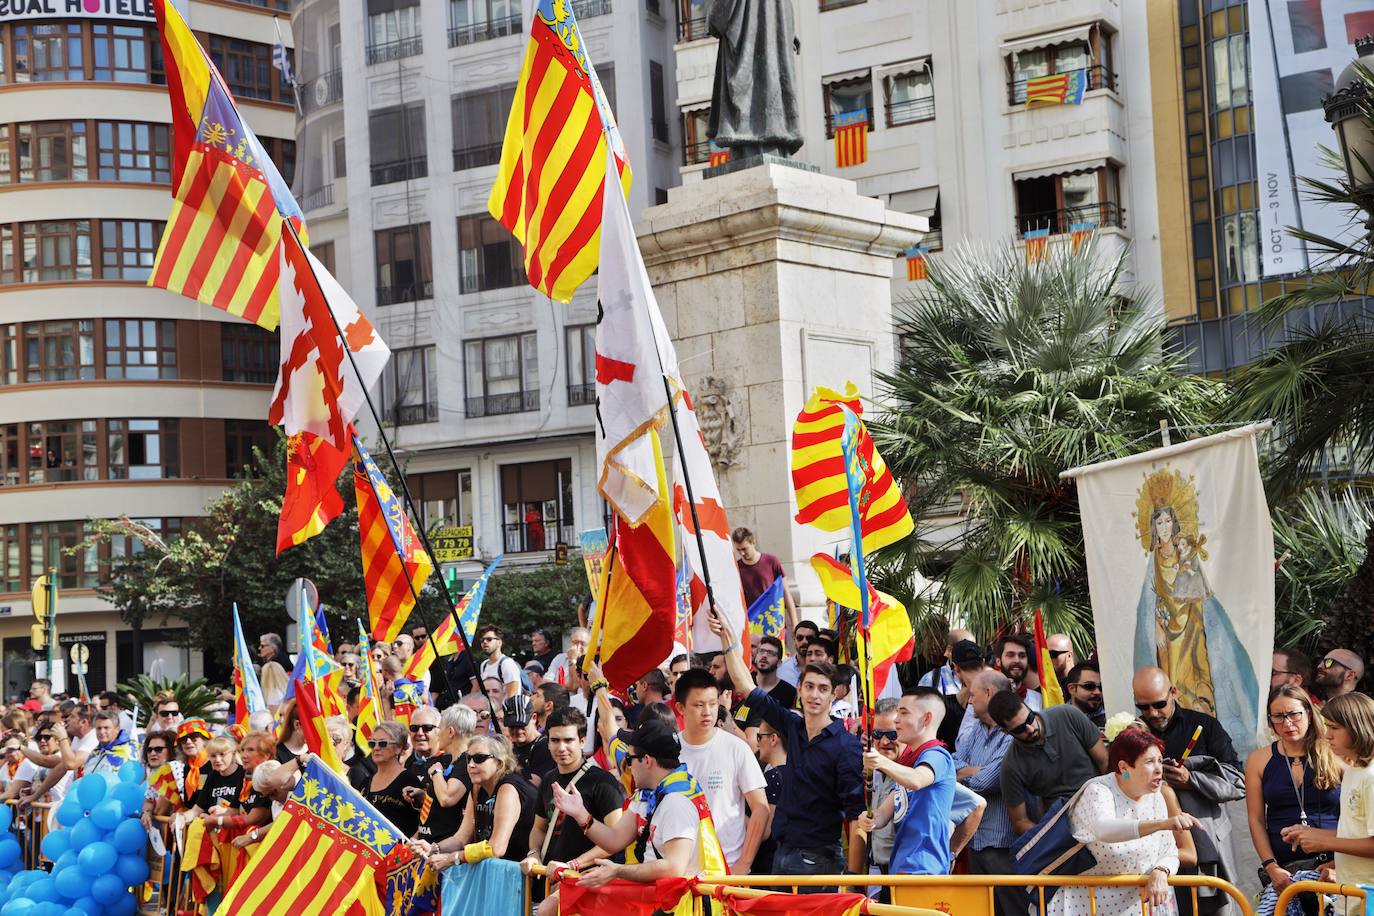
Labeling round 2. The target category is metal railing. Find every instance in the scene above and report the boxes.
[1275,879,1365,915]
[824,107,874,138]
[575,0,613,17]
[886,95,935,126]
[371,156,428,186]
[504,520,575,553]
[305,69,343,112]
[1016,201,1124,235]
[389,402,439,426]
[449,12,523,47]
[678,14,707,41]
[684,139,711,165]
[366,34,423,65]
[466,389,539,418]
[453,142,505,170]
[301,184,334,211]
[1008,63,1116,105]
[376,281,434,305]
[567,382,596,406]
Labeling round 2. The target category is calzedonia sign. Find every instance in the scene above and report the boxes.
[0,0,155,24]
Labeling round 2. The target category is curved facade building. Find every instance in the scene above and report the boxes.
[0,0,295,698]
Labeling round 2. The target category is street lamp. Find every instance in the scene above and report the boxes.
[1324,35,1374,195]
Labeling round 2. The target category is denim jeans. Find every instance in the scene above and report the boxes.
[773,843,844,894]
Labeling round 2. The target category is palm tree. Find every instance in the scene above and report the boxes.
[869,241,1223,650]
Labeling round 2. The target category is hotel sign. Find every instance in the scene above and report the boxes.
[0,0,156,24]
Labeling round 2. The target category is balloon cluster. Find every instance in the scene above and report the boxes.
[0,760,150,916]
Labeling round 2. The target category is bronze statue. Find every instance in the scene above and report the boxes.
[707,0,803,159]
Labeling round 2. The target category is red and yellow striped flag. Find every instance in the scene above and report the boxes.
[353,436,433,644]
[149,0,304,330]
[810,553,914,700]
[277,431,349,553]
[833,111,868,168]
[294,679,345,775]
[1034,608,1065,707]
[488,0,631,303]
[354,623,381,755]
[791,383,913,554]
[905,247,928,281]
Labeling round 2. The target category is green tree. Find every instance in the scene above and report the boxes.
[1271,489,1374,652]
[477,561,586,649]
[870,242,1224,651]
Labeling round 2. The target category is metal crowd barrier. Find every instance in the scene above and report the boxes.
[1275,878,1367,914]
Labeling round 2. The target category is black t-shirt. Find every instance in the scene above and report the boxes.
[346,754,375,793]
[534,649,558,672]
[474,773,538,861]
[515,737,554,783]
[937,695,965,752]
[191,766,245,812]
[240,780,273,813]
[411,753,472,843]
[535,762,627,865]
[365,768,423,838]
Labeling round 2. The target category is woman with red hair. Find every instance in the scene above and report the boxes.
[1049,728,1202,916]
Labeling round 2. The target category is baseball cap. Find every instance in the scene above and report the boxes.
[615,718,681,762]
[951,639,984,667]
[523,660,546,676]
[502,694,533,729]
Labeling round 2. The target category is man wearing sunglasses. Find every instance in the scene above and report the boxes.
[1063,662,1106,728]
[1131,666,1244,916]
[1045,634,1075,682]
[1314,649,1364,701]
[988,688,1107,837]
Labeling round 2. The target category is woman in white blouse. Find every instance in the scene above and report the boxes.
[1050,728,1201,916]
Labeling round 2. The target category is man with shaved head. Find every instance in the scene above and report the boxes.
[1045,634,1074,681]
[1314,647,1364,701]
[1132,666,1243,916]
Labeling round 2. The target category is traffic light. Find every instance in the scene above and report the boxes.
[29,624,45,652]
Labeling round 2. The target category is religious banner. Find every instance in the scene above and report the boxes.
[1063,424,1271,750]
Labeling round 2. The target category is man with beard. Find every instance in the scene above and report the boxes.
[995,636,1042,709]
[1132,666,1243,916]
[777,620,819,687]
[1315,648,1364,701]
[753,636,796,709]
[1064,662,1106,728]
[1046,634,1075,682]
[504,694,554,785]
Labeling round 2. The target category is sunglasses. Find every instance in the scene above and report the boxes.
[1322,657,1351,671]
[1048,650,1070,659]
[872,729,898,742]
[409,724,437,733]
[158,709,180,717]
[1073,682,1102,692]
[1003,711,1038,736]
[1134,699,1169,711]
[625,752,649,762]
[35,734,52,741]
[758,731,778,740]
[468,753,494,765]
[146,745,169,754]
[367,740,394,749]
[1268,710,1306,724]
[477,711,492,720]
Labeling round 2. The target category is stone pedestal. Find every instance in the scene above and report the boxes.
[638,164,925,612]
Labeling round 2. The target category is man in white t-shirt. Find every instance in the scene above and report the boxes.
[674,668,768,873]
[547,627,591,688]
[477,625,523,699]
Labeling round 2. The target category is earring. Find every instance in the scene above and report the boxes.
[1120,770,1129,780]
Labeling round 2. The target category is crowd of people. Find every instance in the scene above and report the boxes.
[0,530,1369,915]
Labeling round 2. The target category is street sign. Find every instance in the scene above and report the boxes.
[31,575,53,624]
[69,643,88,675]
[554,541,569,564]
[285,578,318,621]
[430,526,474,562]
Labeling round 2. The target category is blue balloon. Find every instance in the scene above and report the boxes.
[116,762,142,785]
[0,804,12,833]
[67,900,96,916]
[2,900,34,916]
[73,777,105,811]
[104,896,134,916]
[53,802,80,829]
[52,869,83,903]
[112,855,146,888]
[32,905,64,916]
[0,869,15,886]
[75,843,115,876]
[110,821,144,857]
[38,831,68,863]
[67,819,98,853]
[0,839,18,871]
[88,875,124,907]
[25,877,56,903]
[52,852,76,875]
[88,802,120,833]
[109,783,143,820]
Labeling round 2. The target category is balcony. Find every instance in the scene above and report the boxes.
[454,143,505,171]
[1008,64,1116,106]
[678,15,707,41]
[305,70,343,113]
[504,519,575,553]
[886,96,935,127]
[371,156,428,186]
[466,389,539,418]
[366,35,423,65]
[449,12,522,47]
[388,402,439,426]
[376,281,434,306]
[300,184,334,211]
[683,139,710,166]
[1015,201,1124,236]
[567,383,595,406]
[576,0,613,17]
[824,107,874,139]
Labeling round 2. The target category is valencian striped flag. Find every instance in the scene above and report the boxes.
[220,755,403,914]
[810,553,913,699]
[833,110,868,168]
[354,435,433,644]
[148,0,304,331]
[1024,227,1050,263]
[905,247,928,281]
[1070,221,1094,254]
[354,622,381,754]
[1024,68,1087,108]
[708,140,730,167]
[488,0,631,303]
[403,554,504,681]
[791,382,913,555]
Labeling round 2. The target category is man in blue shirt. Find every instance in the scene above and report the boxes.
[712,610,863,890]
[954,669,1020,915]
[862,688,955,876]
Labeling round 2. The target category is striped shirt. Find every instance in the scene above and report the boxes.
[951,706,1015,851]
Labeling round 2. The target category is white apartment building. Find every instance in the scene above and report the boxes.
[0,0,297,697]
[290,0,680,586]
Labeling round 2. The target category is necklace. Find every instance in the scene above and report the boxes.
[1281,746,1309,825]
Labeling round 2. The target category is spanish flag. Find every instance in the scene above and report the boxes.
[354,435,433,644]
[810,553,914,699]
[1034,608,1065,707]
[488,0,631,303]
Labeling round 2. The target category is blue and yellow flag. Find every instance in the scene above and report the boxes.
[746,578,786,640]
[232,603,267,724]
[1024,68,1087,108]
[355,621,382,754]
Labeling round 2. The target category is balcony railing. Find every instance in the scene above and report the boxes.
[376,281,434,306]
[305,69,343,112]
[366,35,423,65]
[454,143,505,171]
[301,184,334,211]
[371,156,428,186]
[576,0,613,17]
[449,12,522,47]
[567,383,596,406]
[466,389,539,418]
[678,15,707,41]
[389,402,439,426]
[1008,64,1116,106]
[504,520,576,553]
[824,107,875,139]
[684,139,711,166]
[1015,201,1125,236]
[886,95,935,127]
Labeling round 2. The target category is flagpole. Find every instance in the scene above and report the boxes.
[659,375,723,637]
[582,537,617,676]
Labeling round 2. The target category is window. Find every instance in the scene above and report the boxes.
[501,459,573,552]
[225,420,275,478]
[465,333,538,417]
[1219,212,1259,285]
[369,104,427,185]
[374,223,433,304]
[677,0,707,40]
[0,325,15,385]
[1014,164,1123,234]
[100,220,162,281]
[0,226,9,284]
[448,0,522,47]
[458,214,525,293]
[649,62,669,142]
[13,24,83,82]
[823,74,873,138]
[409,469,474,532]
[107,419,179,480]
[452,84,517,169]
[206,36,281,103]
[566,325,596,406]
[21,221,92,282]
[91,24,163,83]
[23,320,94,382]
[312,241,336,275]
[1211,34,1248,111]
[16,122,88,182]
[0,425,19,487]
[96,121,171,183]
[26,420,97,483]
[1006,27,1114,104]
[222,323,277,383]
[681,108,711,164]
[381,346,438,425]
[30,521,97,590]
[262,137,296,188]
[367,0,424,63]
[884,65,934,126]
[0,525,16,592]
[333,135,347,179]
[105,319,176,380]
